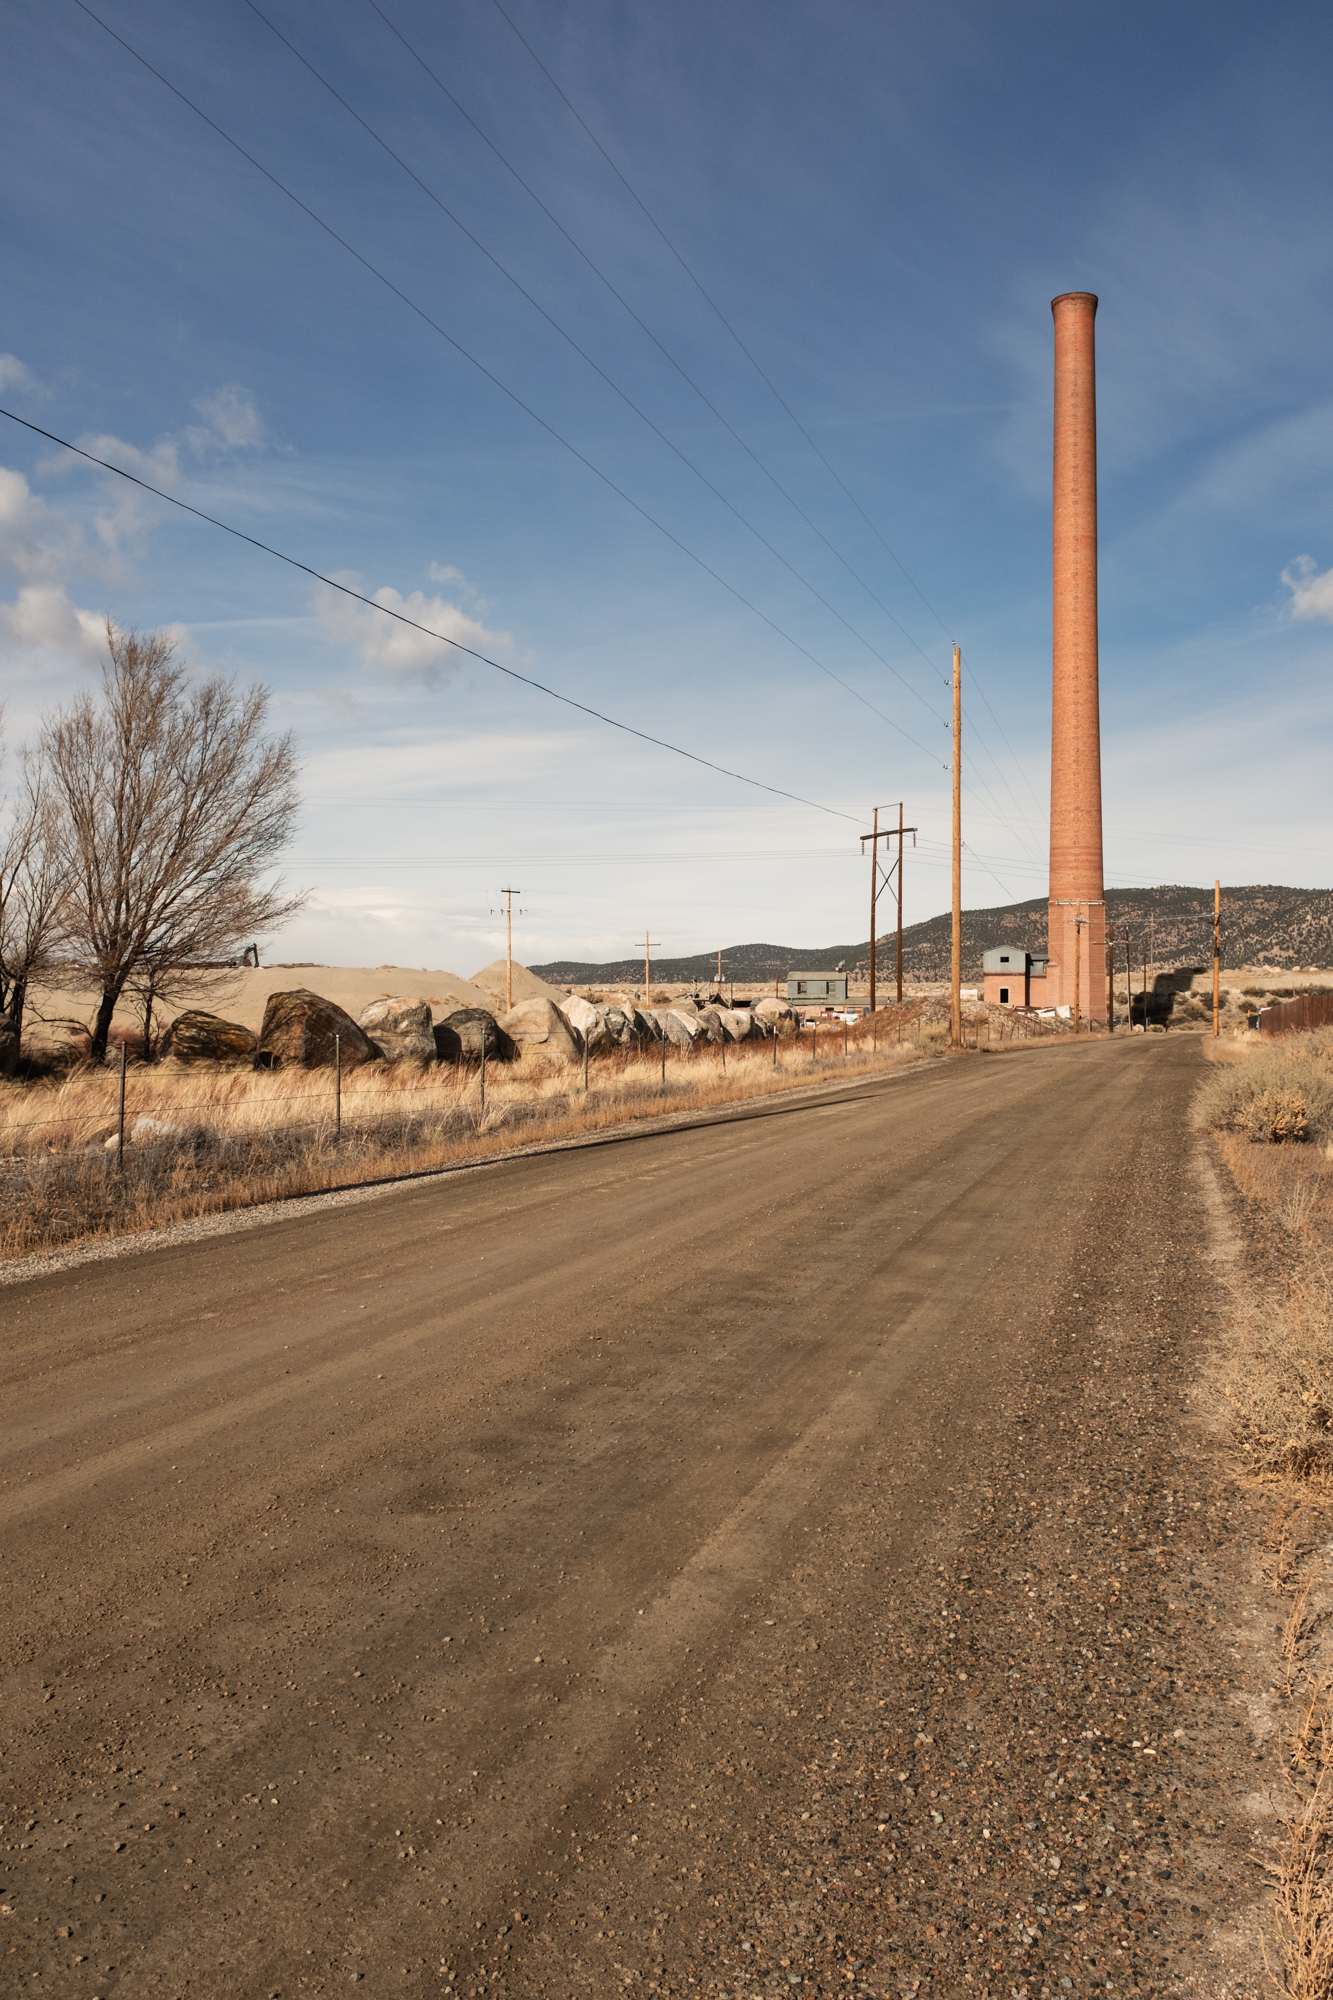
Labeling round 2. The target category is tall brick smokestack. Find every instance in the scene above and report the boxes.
[1048,291,1106,1023]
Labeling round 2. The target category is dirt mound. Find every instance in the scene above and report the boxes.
[471,959,568,1007]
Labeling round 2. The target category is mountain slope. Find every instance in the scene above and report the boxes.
[532,885,1333,986]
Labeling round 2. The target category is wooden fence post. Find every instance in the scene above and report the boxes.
[334,1032,342,1139]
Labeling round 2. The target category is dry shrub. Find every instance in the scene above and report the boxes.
[1273,1677,1333,1998]
[1223,1257,1333,1479]
[1197,1031,1333,1146]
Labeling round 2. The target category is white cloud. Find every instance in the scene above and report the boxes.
[0,354,31,393]
[1282,555,1333,624]
[74,431,182,489]
[186,384,265,453]
[314,570,512,679]
[0,583,106,658]
[0,464,34,526]
[0,463,82,579]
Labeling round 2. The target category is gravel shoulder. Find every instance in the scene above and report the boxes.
[0,1036,1264,1996]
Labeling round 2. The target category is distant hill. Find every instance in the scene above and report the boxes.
[532,885,1333,987]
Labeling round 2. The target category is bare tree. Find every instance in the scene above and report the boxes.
[42,625,303,1063]
[0,747,71,1071]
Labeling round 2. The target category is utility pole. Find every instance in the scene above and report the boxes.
[1212,880,1222,1039]
[896,799,907,1005]
[950,644,962,1048]
[1073,913,1085,1033]
[1104,935,1118,1031]
[641,931,660,997]
[497,887,522,1012]
[866,804,879,1014]
[860,804,918,1016]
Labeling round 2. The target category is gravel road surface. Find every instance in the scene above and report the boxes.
[1,1037,1260,1996]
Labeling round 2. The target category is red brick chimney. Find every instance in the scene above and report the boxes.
[1047,291,1106,1023]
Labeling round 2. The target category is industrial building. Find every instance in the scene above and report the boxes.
[786,971,849,1006]
[981,946,1049,1010]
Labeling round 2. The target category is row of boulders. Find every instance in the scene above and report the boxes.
[156,986,804,1071]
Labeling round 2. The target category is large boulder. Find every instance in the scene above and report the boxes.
[358,996,435,1064]
[656,1007,704,1048]
[754,995,798,1032]
[559,994,613,1051]
[603,1002,649,1047]
[499,996,582,1065]
[719,1008,755,1040]
[255,989,378,1070]
[695,1007,727,1045]
[160,1009,259,1066]
[434,1007,512,1064]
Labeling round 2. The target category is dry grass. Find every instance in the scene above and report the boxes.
[1205,1030,1333,1481]
[1203,1029,1333,1990]
[1197,1029,1333,1146]
[0,1025,924,1262]
[1271,1676,1333,1999]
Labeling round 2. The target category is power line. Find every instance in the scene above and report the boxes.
[363,0,954,703]
[70,0,945,772]
[242,0,948,738]
[487,0,954,650]
[0,406,861,825]
[485,0,1046,842]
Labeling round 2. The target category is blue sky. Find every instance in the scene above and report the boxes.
[2,0,1330,971]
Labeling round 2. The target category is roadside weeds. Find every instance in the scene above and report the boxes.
[1198,1029,1333,1995]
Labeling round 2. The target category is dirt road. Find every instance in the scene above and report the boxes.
[1,1038,1260,1996]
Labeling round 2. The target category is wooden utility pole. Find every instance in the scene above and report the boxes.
[641,931,660,996]
[1104,935,1118,1031]
[1212,880,1222,1038]
[950,645,962,1048]
[498,887,522,1012]
[1072,913,1085,1032]
[896,799,907,1005]
[867,804,879,1014]
[861,803,918,1016]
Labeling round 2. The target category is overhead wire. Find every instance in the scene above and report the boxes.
[484,0,1044,847]
[486,0,954,650]
[239,0,948,739]
[362,0,952,702]
[70,0,946,771]
[0,408,861,826]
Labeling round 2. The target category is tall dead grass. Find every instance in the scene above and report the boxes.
[0,1027,922,1261]
[1203,1027,1333,1990]
[1197,1028,1333,1146]
[1204,1029,1333,1478]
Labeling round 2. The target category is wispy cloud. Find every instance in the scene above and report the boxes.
[1282,555,1333,624]
[313,568,512,680]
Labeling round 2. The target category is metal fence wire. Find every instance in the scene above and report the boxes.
[0,1020,923,1168]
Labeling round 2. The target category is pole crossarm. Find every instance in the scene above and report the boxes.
[860,806,918,1011]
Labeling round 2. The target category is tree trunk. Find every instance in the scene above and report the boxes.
[142,982,156,1063]
[0,977,22,1076]
[90,986,119,1065]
